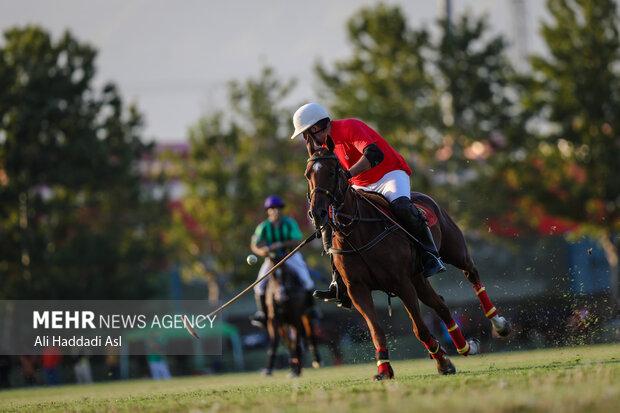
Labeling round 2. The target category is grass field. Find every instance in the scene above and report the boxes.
[0,344,618,412]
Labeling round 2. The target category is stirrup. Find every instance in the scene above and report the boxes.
[313,282,338,301]
[421,253,446,277]
[313,283,352,309]
[250,319,265,328]
[249,312,266,328]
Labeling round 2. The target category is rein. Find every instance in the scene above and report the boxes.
[306,154,383,236]
[306,154,395,258]
[306,152,400,301]
[306,151,413,307]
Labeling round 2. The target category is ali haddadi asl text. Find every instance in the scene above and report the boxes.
[34,335,121,347]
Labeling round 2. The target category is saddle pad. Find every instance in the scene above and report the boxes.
[356,189,439,227]
[413,202,438,227]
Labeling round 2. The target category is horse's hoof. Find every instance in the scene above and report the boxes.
[492,317,512,338]
[373,373,393,381]
[436,357,457,375]
[287,371,301,378]
[312,360,321,369]
[261,368,273,376]
[467,338,481,355]
[373,363,394,381]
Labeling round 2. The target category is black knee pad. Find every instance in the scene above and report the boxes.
[390,196,411,216]
[390,196,425,227]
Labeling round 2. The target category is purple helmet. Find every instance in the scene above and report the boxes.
[264,195,285,209]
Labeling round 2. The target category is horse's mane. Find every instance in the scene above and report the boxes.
[309,147,334,160]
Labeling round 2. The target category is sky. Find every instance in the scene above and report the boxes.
[0,0,547,142]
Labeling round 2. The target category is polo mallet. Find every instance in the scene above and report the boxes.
[183,231,318,339]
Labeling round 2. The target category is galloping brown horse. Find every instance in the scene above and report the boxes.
[263,257,321,377]
[305,148,510,379]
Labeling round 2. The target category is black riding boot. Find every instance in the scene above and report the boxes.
[313,270,338,301]
[313,266,352,309]
[390,196,446,277]
[250,294,268,328]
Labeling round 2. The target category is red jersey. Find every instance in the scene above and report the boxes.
[329,119,412,186]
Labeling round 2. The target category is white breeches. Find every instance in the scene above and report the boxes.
[352,170,411,202]
[253,252,314,295]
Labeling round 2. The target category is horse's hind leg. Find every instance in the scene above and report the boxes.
[439,210,511,337]
[462,257,511,337]
[302,314,322,368]
[348,283,394,380]
[412,275,479,356]
[397,279,456,375]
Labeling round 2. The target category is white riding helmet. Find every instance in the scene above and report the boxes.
[290,102,330,140]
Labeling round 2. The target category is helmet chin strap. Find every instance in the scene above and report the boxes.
[325,135,335,151]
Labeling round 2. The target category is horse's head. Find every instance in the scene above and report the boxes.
[305,148,349,230]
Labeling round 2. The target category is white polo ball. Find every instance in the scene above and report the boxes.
[246,254,258,265]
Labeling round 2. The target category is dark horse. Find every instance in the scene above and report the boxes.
[305,148,510,379]
[263,257,322,377]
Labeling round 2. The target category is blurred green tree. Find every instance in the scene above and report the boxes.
[0,26,169,299]
[315,5,524,212]
[432,14,527,214]
[513,0,620,311]
[315,4,438,160]
[166,67,312,298]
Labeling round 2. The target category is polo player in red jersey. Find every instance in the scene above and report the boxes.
[291,102,446,305]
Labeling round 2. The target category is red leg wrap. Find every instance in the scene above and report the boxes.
[377,361,392,376]
[422,337,444,360]
[445,321,469,355]
[473,283,498,319]
[375,347,393,378]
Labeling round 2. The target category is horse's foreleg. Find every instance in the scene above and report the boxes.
[397,280,456,375]
[264,319,279,376]
[412,276,477,356]
[348,283,393,380]
[462,260,511,337]
[287,325,303,377]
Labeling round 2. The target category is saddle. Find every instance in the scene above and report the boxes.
[355,189,439,227]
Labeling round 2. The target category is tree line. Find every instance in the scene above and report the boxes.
[0,0,618,309]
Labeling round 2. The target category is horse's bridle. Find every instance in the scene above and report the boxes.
[306,152,397,295]
[306,154,349,225]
